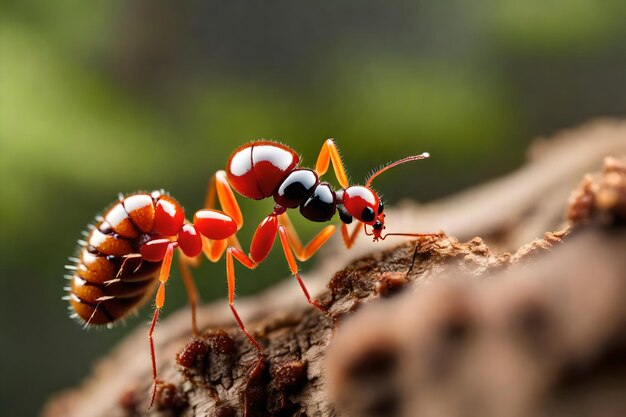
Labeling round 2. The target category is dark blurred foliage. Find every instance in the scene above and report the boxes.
[1,1,625,415]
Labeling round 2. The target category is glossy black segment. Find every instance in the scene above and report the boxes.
[378,201,384,214]
[337,204,354,224]
[337,205,353,224]
[274,169,319,208]
[361,207,375,222]
[299,183,336,222]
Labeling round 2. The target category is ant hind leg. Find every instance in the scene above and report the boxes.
[148,243,175,408]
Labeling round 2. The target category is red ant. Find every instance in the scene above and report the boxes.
[66,139,433,409]
[199,139,435,353]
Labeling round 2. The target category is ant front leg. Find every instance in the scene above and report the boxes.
[340,222,363,249]
[315,138,350,188]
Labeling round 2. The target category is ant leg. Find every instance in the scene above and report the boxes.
[340,222,363,249]
[382,232,442,239]
[200,235,228,262]
[225,246,263,352]
[180,235,242,336]
[148,242,175,408]
[178,254,200,336]
[278,213,336,261]
[315,138,350,188]
[194,206,254,337]
[200,170,245,260]
[278,225,333,317]
[206,170,243,229]
[225,246,269,417]
[222,213,288,349]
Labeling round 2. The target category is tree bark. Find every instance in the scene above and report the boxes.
[43,119,626,417]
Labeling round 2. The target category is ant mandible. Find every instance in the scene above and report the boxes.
[199,139,435,356]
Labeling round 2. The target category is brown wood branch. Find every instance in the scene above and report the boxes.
[42,119,626,417]
[328,154,626,417]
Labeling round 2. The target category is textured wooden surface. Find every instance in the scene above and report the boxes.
[42,120,626,417]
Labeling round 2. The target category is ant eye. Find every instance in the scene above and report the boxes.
[378,201,384,214]
[361,207,375,222]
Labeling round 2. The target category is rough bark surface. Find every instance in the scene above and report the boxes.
[327,153,626,417]
[43,119,626,417]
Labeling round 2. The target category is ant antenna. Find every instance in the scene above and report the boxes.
[366,152,430,187]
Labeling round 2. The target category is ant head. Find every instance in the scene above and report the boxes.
[342,186,386,238]
[344,152,430,241]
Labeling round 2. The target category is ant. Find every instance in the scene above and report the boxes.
[66,139,434,409]
[199,139,435,355]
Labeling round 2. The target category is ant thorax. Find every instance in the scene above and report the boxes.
[272,168,337,222]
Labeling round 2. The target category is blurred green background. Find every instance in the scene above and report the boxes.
[1,1,625,415]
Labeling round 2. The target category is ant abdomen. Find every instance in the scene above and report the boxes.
[67,192,172,327]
